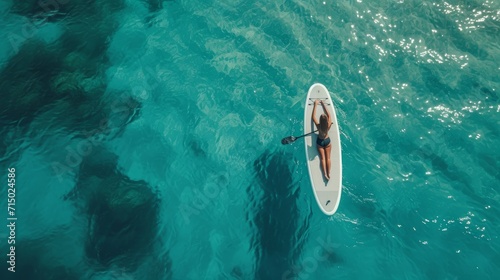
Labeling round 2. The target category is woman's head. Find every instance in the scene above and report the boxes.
[319,114,328,132]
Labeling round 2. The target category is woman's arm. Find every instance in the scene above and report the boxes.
[320,100,331,120]
[312,100,319,126]
[320,100,332,128]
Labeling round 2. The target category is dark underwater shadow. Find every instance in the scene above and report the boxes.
[0,0,137,166]
[0,0,131,126]
[65,146,171,277]
[0,228,83,280]
[142,0,176,13]
[10,0,126,22]
[0,40,65,126]
[246,150,311,280]
[1,1,170,277]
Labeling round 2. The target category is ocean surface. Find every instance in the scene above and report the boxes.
[0,0,499,279]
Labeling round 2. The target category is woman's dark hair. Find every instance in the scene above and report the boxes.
[319,114,328,133]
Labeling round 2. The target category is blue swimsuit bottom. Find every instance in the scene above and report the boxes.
[316,137,331,147]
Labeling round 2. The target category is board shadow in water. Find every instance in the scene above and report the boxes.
[246,150,311,280]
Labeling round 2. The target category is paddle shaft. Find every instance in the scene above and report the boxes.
[293,129,319,140]
[292,121,334,140]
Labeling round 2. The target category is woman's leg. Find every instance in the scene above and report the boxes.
[317,145,329,180]
[325,144,332,179]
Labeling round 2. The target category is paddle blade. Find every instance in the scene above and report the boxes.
[281,136,296,145]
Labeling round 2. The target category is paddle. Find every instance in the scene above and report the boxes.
[281,120,334,145]
[281,129,319,145]
[282,98,333,145]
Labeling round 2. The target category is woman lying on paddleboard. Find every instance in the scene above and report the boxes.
[312,100,332,180]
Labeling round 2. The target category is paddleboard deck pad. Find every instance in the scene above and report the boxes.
[304,83,342,215]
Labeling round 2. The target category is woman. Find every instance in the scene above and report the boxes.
[312,100,332,180]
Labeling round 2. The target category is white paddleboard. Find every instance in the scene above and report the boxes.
[304,83,342,215]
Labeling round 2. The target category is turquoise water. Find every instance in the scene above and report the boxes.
[0,0,499,279]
